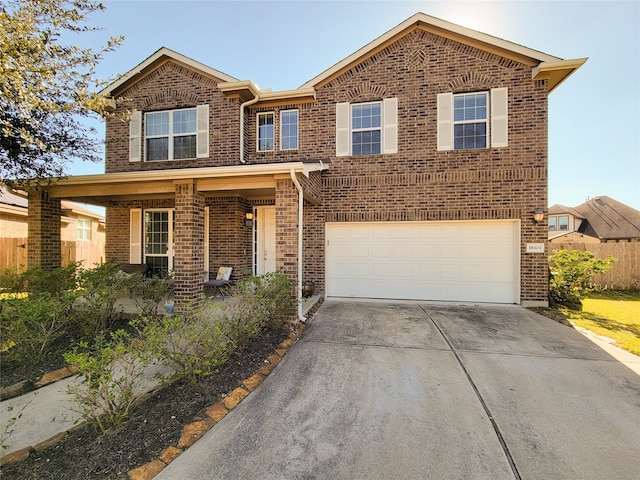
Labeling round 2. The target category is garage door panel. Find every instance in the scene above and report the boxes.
[326,221,518,303]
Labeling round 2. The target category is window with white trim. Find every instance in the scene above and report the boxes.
[454,92,487,149]
[280,110,298,150]
[335,98,397,156]
[145,108,197,161]
[257,112,274,151]
[77,217,91,241]
[548,215,570,232]
[437,88,508,151]
[129,105,209,162]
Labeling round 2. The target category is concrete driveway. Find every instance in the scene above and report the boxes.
[157,300,640,480]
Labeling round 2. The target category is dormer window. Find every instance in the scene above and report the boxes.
[549,215,569,232]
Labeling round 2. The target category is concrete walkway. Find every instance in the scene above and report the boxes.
[156,300,640,480]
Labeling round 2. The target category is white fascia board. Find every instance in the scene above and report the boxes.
[53,162,328,186]
[301,12,564,89]
[100,47,239,97]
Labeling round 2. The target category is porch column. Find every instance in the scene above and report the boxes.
[27,189,61,269]
[275,177,299,293]
[173,180,205,312]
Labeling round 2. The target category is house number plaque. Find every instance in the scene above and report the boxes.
[526,243,545,253]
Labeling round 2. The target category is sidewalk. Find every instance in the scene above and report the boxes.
[0,294,320,464]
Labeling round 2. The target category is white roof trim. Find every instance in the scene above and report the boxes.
[301,12,563,88]
[51,162,328,187]
[100,47,239,97]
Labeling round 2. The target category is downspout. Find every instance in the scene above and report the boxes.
[239,93,260,164]
[290,169,306,322]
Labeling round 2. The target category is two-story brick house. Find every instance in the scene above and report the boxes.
[26,13,585,313]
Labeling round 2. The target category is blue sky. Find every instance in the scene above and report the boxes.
[70,0,639,210]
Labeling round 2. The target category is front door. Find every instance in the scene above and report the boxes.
[255,206,276,274]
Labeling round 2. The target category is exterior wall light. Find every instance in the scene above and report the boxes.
[532,209,544,224]
[245,212,254,227]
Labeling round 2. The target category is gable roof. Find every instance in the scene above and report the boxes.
[549,204,585,219]
[300,12,587,92]
[574,196,640,240]
[100,47,239,97]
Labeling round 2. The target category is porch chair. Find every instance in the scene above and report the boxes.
[204,267,233,298]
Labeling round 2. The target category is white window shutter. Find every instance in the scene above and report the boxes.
[204,206,210,281]
[491,87,508,148]
[129,208,142,264]
[437,93,453,151]
[129,111,142,162]
[382,97,398,154]
[196,104,209,158]
[336,102,350,157]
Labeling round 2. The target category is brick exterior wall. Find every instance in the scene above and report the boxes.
[27,189,61,269]
[173,181,205,310]
[97,23,555,306]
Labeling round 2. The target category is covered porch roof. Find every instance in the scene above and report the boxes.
[42,161,328,206]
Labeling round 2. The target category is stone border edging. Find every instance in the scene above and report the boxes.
[126,328,303,480]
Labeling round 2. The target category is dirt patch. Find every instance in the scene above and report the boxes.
[0,325,291,479]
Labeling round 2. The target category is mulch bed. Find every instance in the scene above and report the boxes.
[0,325,291,479]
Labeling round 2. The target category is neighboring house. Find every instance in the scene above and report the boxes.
[549,196,640,243]
[22,13,586,311]
[1,186,105,267]
[547,204,598,243]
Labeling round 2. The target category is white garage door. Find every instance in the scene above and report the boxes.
[326,221,519,304]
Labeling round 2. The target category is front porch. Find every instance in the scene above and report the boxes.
[26,162,327,315]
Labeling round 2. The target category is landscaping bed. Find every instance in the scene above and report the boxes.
[0,324,292,479]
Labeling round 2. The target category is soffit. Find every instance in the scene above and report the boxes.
[43,162,328,206]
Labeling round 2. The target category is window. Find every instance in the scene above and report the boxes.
[257,112,274,151]
[559,215,569,231]
[437,88,508,151]
[453,92,487,149]
[145,108,197,161]
[144,210,174,277]
[549,215,570,232]
[352,102,381,155]
[335,98,397,156]
[77,218,91,241]
[281,110,298,150]
[129,106,208,162]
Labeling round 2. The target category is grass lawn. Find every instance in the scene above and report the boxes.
[562,290,640,356]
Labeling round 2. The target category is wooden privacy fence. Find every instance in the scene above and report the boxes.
[0,238,104,272]
[549,242,640,290]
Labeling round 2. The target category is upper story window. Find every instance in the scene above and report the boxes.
[257,112,275,151]
[352,102,381,155]
[335,98,397,157]
[437,88,508,151]
[145,108,196,161]
[129,105,209,163]
[453,92,487,149]
[548,215,569,232]
[77,217,91,241]
[280,110,298,150]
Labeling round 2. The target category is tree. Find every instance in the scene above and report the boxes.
[0,0,122,187]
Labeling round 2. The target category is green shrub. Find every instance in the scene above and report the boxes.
[127,274,172,318]
[549,249,616,309]
[64,329,151,434]
[0,262,80,295]
[136,303,233,384]
[1,291,79,364]
[75,261,129,336]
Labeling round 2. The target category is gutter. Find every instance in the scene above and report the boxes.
[290,169,306,323]
[239,93,260,163]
